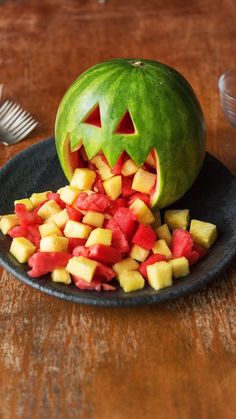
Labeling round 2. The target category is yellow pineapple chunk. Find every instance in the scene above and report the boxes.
[39,221,62,238]
[59,185,80,205]
[103,176,122,200]
[86,228,112,247]
[47,208,69,229]
[130,244,149,262]
[121,159,139,176]
[190,219,217,249]
[152,210,161,229]
[169,257,189,278]
[66,256,97,282]
[164,209,190,230]
[113,257,139,276]
[130,199,155,225]
[152,239,172,259]
[37,199,61,220]
[40,236,68,252]
[51,268,71,284]
[82,211,105,228]
[91,155,114,181]
[64,220,92,239]
[119,271,145,293]
[14,198,33,211]
[30,191,51,208]
[132,168,156,194]
[147,261,172,291]
[145,150,156,168]
[0,214,19,235]
[70,168,96,190]
[10,237,36,263]
[155,224,172,246]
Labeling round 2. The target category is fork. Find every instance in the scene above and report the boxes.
[0,85,38,146]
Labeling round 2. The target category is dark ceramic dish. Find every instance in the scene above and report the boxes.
[0,137,236,306]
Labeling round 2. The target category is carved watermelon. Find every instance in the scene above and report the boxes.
[55,59,205,208]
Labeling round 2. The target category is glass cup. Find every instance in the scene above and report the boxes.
[218,69,236,127]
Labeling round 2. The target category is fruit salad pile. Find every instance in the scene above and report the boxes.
[0,147,217,293]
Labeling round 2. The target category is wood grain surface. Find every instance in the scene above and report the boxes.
[0,1,236,418]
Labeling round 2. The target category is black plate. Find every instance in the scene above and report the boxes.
[0,137,236,306]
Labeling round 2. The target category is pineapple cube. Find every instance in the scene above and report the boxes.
[130,199,155,225]
[132,169,156,194]
[119,271,145,293]
[10,237,36,263]
[30,191,51,207]
[86,228,112,247]
[47,208,69,229]
[0,214,19,235]
[152,239,172,259]
[91,155,114,181]
[66,256,97,282]
[70,168,96,190]
[39,221,62,238]
[37,199,61,220]
[169,257,189,278]
[103,176,122,200]
[155,224,172,246]
[113,257,139,276]
[145,150,156,168]
[82,211,105,228]
[121,159,139,176]
[64,220,92,239]
[164,209,190,230]
[40,236,68,252]
[190,219,217,249]
[14,198,33,211]
[152,210,161,229]
[59,186,80,205]
[51,268,71,284]
[147,261,173,291]
[130,244,149,262]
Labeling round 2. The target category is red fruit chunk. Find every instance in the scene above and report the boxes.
[106,219,129,253]
[68,238,87,253]
[9,224,41,248]
[113,207,137,240]
[73,276,102,291]
[109,198,127,216]
[35,200,48,211]
[112,152,125,175]
[139,254,167,279]
[96,263,116,281]
[128,193,150,207]
[171,229,193,259]
[192,243,208,260]
[28,252,71,277]
[88,244,122,264]
[66,205,83,222]
[72,245,90,258]
[188,250,200,266]
[102,283,116,291]
[27,224,41,248]
[15,204,42,226]
[93,175,105,194]
[132,224,156,250]
[46,192,65,209]
[122,176,135,198]
[76,192,111,212]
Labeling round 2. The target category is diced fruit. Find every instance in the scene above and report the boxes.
[66,205,83,222]
[132,224,156,250]
[59,186,80,205]
[113,207,136,239]
[152,210,161,229]
[40,236,68,252]
[28,252,71,277]
[128,193,150,208]
[30,192,51,208]
[188,250,200,266]
[15,204,42,226]
[64,220,92,239]
[165,209,190,230]
[190,219,217,249]
[106,219,129,253]
[73,245,90,257]
[121,177,135,198]
[147,261,173,291]
[113,257,139,276]
[76,192,111,212]
[88,244,121,264]
[37,200,61,220]
[155,224,172,246]
[145,150,156,168]
[171,229,193,259]
[130,199,155,225]
[103,175,122,200]
[48,208,69,228]
[109,198,127,216]
[10,237,36,263]
[68,238,86,252]
[70,168,96,190]
[130,244,149,262]
[46,192,66,208]
[169,257,189,278]
[121,159,139,176]
[39,221,62,238]
[0,214,19,235]
[14,198,33,211]
[111,153,125,175]
[152,239,172,259]
[119,271,145,292]
[82,211,105,228]
[91,155,114,180]
[51,268,71,284]
[73,276,102,291]
[66,256,98,282]
[132,168,156,194]
[86,228,112,247]
[96,263,115,280]
[139,254,167,279]
[192,243,208,260]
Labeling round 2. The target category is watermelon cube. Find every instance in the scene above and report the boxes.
[113,207,137,240]
[132,224,156,250]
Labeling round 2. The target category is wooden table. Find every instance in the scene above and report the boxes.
[0,1,236,418]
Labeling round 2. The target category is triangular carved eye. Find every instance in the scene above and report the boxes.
[115,110,136,134]
[83,104,101,127]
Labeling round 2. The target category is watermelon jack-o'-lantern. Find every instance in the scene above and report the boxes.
[55,59,205,209]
